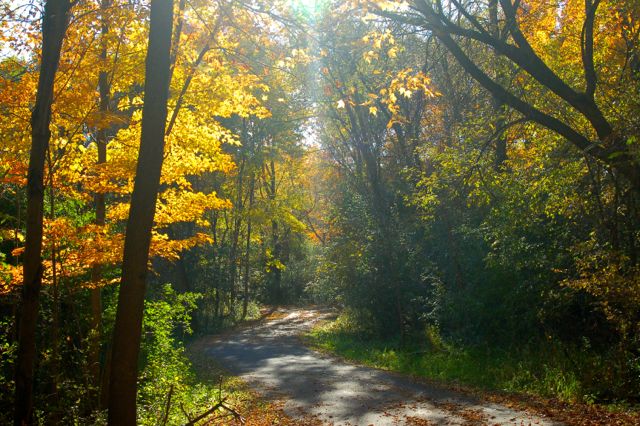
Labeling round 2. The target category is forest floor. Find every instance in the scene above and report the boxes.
[196,307,561,425]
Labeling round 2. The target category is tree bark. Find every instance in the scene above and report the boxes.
[242,173,255,319]
[107,0,173,424]
[228,155,245,315]
[267,158,282,303]
[91,0,111,408]
[14,0,71,424]
[46,150,61,422]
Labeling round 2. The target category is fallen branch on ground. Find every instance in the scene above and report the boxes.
[182,396,246,425]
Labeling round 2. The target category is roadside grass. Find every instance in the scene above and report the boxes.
[185,308,638,426]
[305,315,637,409]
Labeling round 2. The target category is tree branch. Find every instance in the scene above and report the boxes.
[582,0,600,98]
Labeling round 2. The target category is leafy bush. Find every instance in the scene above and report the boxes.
[138,284,204,425]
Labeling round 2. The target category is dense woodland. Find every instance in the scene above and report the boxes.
[1,0,639,424]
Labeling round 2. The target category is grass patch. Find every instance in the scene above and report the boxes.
[306,316,624,405]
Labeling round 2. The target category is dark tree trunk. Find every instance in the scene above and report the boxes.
[107,0,173,424]
[493,102,508,169]
[14,1,71,424]
[488,0,508,169]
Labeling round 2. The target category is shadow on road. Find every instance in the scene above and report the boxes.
[204,308,560,426]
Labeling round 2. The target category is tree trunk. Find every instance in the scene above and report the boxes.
[266,158,283,303]
[91,0,111,408]
[107,1,173,424]
[242,173,255,319]
[46,150,61,422]
[488,0,507,169]
[228,156,245,316]
[14,0,71,424]
[271,219,281,303]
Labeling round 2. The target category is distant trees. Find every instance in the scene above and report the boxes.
[309,5,438,335]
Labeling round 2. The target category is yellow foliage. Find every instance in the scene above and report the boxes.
[563,245,640,340]
[0,0,279,293]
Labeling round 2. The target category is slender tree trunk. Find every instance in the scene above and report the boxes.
[91,0,111,408]
[14,1,71,424]
[107,1,173,424]
[242,173,255,319]
[46,149,61,423]
[488,0,508,169]
[228,156,245,315]
[493,100,508,168]
[99,345,112,410]
[227,121,250,315]
[266,158,283,303]
[212,214,221,324]
[271,219,281,303]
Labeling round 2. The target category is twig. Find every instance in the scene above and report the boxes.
[160,384,174,426]
[182,396,246,426]
[180,403,194,424]
[183,398,226,425]
[218,402,245,425]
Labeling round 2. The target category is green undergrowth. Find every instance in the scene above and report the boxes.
[306,315,636,407]
[135,286,237,425]
[131,287,265,425]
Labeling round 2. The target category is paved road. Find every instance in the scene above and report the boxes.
[204,308,559,425]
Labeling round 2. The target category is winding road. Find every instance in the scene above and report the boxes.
[204,308,560,425]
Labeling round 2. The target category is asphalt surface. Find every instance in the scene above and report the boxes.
[204,308,560,425]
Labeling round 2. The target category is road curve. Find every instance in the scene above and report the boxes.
[204,308,560,426]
